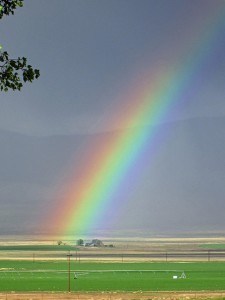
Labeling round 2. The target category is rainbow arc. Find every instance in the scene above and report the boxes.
[45,4,225,237]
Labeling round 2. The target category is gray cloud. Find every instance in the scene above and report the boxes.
[0,0,225,236]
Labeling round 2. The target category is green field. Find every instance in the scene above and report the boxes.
[0,261,225,292]
[200,244,225,250]
[0,245,78,251]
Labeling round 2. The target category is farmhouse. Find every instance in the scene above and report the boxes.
[85,239,104,247]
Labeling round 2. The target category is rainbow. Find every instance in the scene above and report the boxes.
[46,3,225,237]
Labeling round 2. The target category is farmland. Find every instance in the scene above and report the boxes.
[1,261,225,292]
[1,237,225,299]
[199,244,225,250]
[0,245,78,251]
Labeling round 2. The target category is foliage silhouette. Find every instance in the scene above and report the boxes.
[0,0,40,91]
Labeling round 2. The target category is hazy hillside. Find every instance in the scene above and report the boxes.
[0,116,225,235]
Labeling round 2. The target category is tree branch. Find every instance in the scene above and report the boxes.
[0,51,40,91]
[0,0,40,91]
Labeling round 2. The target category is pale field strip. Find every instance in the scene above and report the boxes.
[0,251,225,262]
[1,292,225,300]
[1,236,225,246]
[0,256,225,262]
[0,236,225,262]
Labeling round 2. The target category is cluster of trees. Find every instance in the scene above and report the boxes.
[0,0,40,91]
[76,239,84,246]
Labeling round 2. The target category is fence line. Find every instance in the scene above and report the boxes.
[1,250,225,261]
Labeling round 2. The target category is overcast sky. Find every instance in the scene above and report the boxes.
[1,0,225,236]
[1,0,225,136]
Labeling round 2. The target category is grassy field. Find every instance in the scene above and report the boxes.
[0,261,225,292]
[0,245,78,251]
[199,244,225,250]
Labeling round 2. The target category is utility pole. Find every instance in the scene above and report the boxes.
[67,251,72,292]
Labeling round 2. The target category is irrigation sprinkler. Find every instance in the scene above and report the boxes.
[67,251,73,292]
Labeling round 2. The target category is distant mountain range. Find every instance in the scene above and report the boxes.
[0,116,225,236]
